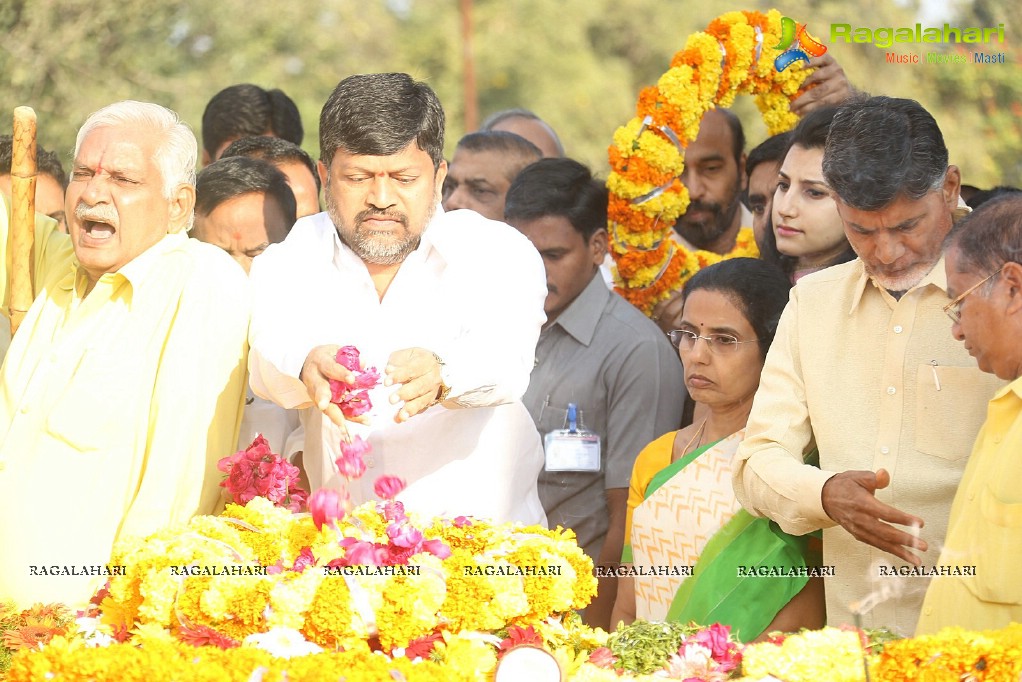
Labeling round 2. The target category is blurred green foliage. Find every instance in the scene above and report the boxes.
[1,0,1019,187]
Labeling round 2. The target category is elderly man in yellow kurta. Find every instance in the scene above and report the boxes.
[916,193,1022,634]
[0,101,250,608]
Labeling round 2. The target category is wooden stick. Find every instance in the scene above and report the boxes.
[10,106,37,336]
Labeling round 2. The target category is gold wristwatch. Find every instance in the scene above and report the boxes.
[432,353,452,405]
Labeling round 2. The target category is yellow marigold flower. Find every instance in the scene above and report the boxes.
[301,574,355,648]
[435,631,498,682]
[609,9,804,315]
[375,558,446,650]
[741,627,874,681]
[129,621,175,645]
[442,552,525,631]
[266,569,323,631]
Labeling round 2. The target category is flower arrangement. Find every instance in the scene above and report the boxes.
[736,626,875,681]
[595,620,741,679]
[870,623,1022,681]
[608,9,810,314]
[7,584,1021,678]
[0,601,76,674]
[217,434,308,512]
[734,624,1022,681]
[34,496,596,655]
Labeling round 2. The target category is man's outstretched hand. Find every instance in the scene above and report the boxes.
[384,347,444,423]
[822,468,927,565]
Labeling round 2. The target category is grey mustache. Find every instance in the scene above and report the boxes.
[74,202,118,225]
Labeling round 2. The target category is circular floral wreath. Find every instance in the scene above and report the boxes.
[608,9,812,315]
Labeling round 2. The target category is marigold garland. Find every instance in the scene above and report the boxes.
[609,9,809,314]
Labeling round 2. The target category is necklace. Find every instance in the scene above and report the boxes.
[677,418,707,461]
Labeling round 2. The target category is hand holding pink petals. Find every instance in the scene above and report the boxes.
[329,346,381,418]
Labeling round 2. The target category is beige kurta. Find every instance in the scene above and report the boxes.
[733,257,1004,635]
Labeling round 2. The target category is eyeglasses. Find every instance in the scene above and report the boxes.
[667,329,759,354]
[942,264,1004,324]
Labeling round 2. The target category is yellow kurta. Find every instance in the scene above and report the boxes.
[0,194,250,608]
[916,376,1022,634]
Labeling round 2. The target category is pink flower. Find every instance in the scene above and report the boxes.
[338,539,391,566]
[354,367,380,389]
[420,538,452,559]
[374,475,406,500]
[217,435,303,508]
[387,522,424,549]
[453,516,473,527]
[328,346,381,418]
[329,386,374,418]
[291,547,316,573]
[692,624,741,673]
[381,500,407,523]
[664,642,724,681]
[587,646,617,669]
[309,489,346,530]
[285,482,308,513]
[335,345,361,371]
[335,436,370,479]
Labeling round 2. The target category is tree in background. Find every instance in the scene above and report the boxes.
[2,0,1018,186]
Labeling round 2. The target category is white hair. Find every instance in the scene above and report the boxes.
[74,100,197,200]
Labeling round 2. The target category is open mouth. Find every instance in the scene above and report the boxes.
[82,220,116,242]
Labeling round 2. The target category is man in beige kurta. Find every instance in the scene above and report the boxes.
[733,96,1003,635]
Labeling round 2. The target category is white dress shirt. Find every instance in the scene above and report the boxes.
[248,207,548,525]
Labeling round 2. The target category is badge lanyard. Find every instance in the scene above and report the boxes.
[543,402,601,472]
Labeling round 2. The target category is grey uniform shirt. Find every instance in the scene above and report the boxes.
[524,273,686,560]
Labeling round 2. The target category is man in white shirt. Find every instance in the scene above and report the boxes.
[248,73,547,525]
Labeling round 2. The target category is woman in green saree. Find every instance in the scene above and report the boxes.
[611,258,825,642]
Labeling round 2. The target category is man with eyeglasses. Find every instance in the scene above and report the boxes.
[732,96,1003,635]
[504,157,685,629]
[915,194,1022,634]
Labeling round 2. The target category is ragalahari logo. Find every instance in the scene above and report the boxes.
[774,17,828,71]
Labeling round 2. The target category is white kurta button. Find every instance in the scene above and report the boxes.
[887,386,896,395]
[880,446,890,454]
[893,325,903,333]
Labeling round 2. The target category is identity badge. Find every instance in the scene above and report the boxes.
[543,402,601,472]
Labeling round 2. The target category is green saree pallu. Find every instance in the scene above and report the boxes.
[626,429,819,642]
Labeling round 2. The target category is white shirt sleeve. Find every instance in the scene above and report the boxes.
[431,212,547,406]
